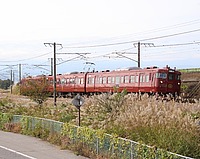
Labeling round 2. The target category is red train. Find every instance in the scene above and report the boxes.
[21,65,181,97]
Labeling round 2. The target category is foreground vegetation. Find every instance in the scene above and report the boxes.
[0,88,199,158]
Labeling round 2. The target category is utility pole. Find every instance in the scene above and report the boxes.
[44,42,62,106]
[19,64,21,82]
[133,42,154,68]
[138,42,141,68]
[10,69,13,94]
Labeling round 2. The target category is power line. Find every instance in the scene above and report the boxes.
[153,41,200,47]
[0,52,52,63]
[63,19,200,48]
[57,56,80,65]
[63,28,200,49]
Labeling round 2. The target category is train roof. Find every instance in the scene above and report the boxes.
[23,66,179,79]
[62,65,179,75]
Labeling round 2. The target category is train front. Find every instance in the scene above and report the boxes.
[155,66,181,96]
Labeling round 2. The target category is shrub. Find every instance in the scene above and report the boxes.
[20,77,50,106]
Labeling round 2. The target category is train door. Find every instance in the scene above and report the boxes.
[74,76,78,92]
[151,73,156,92]
[138,73,144,90]
[135,74,139,92]
[86,74,95,93]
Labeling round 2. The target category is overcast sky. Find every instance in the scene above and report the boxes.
[0,0,200,79]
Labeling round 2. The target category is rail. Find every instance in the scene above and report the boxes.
[0,114,194,159]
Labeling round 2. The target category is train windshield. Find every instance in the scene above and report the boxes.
[168,73,181,80]
[168,73,174,80]
[156,72,167,79]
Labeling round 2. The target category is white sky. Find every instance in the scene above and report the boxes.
[0,0,200,79]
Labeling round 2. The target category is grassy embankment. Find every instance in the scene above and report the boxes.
[0,88,199,158]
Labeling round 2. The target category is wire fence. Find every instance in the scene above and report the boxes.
[9,115,193,159]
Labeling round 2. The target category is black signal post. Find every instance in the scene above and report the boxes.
[72,94,84,126]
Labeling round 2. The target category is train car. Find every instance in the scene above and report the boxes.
[20,65,181,97]
[85,65,181,96]
[57,72,85,96]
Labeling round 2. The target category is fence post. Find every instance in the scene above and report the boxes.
[96,137,99,156]
[131,141,133,159]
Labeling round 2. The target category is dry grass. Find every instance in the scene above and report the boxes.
[82,93,200,129]
[81,93,200,157]
[117,94,199,129]
[0,91,199,157]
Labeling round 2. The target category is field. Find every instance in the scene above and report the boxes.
[0,87,200,158]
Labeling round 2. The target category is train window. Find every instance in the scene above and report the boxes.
[116,76,120,84]
[76,78,80,84]
[135,75,139,83]
[111,77,115,83]
[108,76,112,84]
[124,76,129,83]
[140,74,144,83]
[57,79,61,84]
[145,75,149,82]
[99,77,103,84]
[80,78,84,84]
[130,75,135,83]
[103,77,107,84]
[91,77,94,84]
[61,78,66,84]
[121,76,124,83]
[176,74,181,80]
[66,78,69,84]
[156,73,167,79]
[88,77,94,84]
[168,74,174,80]
[70,78,75,84]
[95,76,99,84]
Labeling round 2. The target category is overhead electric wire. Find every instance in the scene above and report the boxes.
[122,19,200,38]
[0,51,52,63]
[57,56,80,65]
[153,41,200,47]
[63,28,200,49]
[63,19,200,47]
[143,47,200,58]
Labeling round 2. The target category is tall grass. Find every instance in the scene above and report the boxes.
[0,92,199,158]
[82,93,200,158]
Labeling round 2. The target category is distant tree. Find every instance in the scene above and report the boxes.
[0,79,12,89]
[20,76,50,106]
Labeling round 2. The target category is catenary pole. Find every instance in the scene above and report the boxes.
[53,42,56,106]
[133,42,154,68]
[44,42,62,106]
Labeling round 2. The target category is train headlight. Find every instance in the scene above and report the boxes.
[178,82,180,85]
[160,81,163,84]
